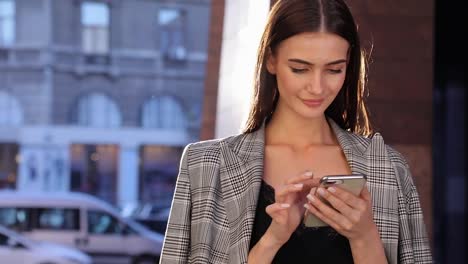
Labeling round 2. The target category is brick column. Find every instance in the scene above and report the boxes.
[200,0,225,140]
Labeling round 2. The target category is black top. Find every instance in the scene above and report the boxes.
[249,180,354,264]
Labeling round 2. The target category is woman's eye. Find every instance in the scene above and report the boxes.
[291,67,307,73]
[328,69,343,74]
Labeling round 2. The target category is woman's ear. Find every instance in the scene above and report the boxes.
[266,48,277,74]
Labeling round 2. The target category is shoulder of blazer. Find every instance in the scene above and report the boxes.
[386,144,409,167]
[183,133,249,166]
[385,144,416,197]
[353,131,417,198]
[185,133,247,153]
[354,129,416,198]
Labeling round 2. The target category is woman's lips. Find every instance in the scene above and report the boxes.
[302,99,324,107]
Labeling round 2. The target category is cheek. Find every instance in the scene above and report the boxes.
[324,74,346,94]
[276,70,304,94]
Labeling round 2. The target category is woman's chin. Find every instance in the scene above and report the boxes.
[295,109,326,120]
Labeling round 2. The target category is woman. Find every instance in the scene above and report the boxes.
[160,0,432,263]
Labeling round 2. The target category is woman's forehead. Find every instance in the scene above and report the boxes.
[276,32,349,62]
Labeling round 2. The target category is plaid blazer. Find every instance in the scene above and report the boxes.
[160,119,433,263]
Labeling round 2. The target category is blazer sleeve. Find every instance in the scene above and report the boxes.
[160,144,192,263]
[392,152,433,264]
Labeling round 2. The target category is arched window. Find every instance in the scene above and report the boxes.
[0,91,23,126]
[141,96,186,129]
[74,93,122,128]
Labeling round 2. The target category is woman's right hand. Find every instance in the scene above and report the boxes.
[263,171,319,246]
[248,171,319,263]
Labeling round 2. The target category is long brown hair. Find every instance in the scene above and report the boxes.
[243,0,372,136]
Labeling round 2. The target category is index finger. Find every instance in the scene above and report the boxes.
[327,185,366,211]
[286,171,320,188]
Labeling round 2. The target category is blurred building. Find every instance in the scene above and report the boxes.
[0,0,211,208]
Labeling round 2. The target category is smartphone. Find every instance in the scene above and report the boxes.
[303,174,367,228]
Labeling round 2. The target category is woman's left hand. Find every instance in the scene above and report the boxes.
[304,185,378,242]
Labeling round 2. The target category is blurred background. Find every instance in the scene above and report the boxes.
[0,0,466,264]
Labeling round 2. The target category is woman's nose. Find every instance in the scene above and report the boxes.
[305,72,323,95]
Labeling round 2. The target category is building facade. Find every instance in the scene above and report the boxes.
[0,0,211,208]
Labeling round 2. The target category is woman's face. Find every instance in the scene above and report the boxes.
[267,32,349,120]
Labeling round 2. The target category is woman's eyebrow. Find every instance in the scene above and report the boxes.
[288,58,347,66]
[326,59,347,66]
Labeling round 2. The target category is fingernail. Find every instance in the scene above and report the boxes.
[304,171,313,177]
[304,204,310,209]
[328,187,336,193]
[317,188,326,196]
[281,203,290,208]
[294,183,303,189]
[307,194,315,202]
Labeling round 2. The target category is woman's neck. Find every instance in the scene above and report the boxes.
[265,110,337,149]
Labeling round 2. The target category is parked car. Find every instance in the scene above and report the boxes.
[152,207,171,221]
[0,224,92,264]
[120,201,171,235]
[0,191,164,264]
[120,199,172,220]
[119,202,141,219]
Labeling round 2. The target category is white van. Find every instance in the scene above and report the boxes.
[0,191,164,264]
[0,225,92,264]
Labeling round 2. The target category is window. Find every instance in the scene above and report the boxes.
[159,8,186,62]
[73,93,122,128]
[122,224,137,235]
[139,145,183,204]
[0,208,30,231]
[0,91,23,126]
[87,210,122,235]
[0,0,14,46]
[0,143,19,189]
[36,208,80,231]
[0,233,8,246]
[141,96,186,129]
[70,144,118,204]
[81,2,109,55]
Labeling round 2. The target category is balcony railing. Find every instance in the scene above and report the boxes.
[0,45,207,79]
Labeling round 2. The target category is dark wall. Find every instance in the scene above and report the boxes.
[434,0,467,262]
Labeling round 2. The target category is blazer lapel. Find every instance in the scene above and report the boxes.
[219,127,265,263]
[330,119,400,249]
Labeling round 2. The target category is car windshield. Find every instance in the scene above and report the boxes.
[81,193,166,237]
[124,216,156,234]
[97,206,159,235]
